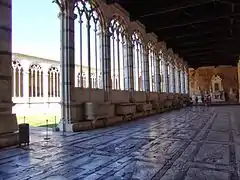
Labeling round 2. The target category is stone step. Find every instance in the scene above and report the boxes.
[0,113,18,134]
[0,132,18,148]
[0,113,18,148]
[0,111,12,115]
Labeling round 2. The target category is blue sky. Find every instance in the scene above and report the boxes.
[12,0,60,60]
[12,0,98,66]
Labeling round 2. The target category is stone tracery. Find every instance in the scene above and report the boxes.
[74,0,102,89]
[132,31,144,91]
[48,67,60,97]
[148,42,157,92]
[12,60,23,97]
[29,64,43,97]
[109,15,127,90]
[159,50,164,92]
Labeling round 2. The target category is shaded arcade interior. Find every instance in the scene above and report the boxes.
[0,0,190,148]
[1,0,240,179]
[1,0,240,148]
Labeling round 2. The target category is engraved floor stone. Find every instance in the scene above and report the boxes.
[169,129,196,140]
[1,106,240,179]
[133,139,187,164]
[160,142,198,180]
[44,176,68,180]
[206,131,230,142]
[212,121,230,132]
[105,160,163,180]
[184,168,230,180]
[194,143,229,165]
[74,135,119,149]
[98,138,152,155]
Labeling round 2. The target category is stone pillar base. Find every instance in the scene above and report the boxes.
[0,132,18,148]
[0,113,18,148]
[57,119,74,132]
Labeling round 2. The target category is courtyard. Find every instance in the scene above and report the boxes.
[1,106,240,180]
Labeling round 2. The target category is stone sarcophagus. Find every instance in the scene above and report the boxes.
[172,94,182,108]
[131,91,152,115]
[160,93,173,109]
[84,102,109,121]
[72,88,114,123]
[111,90,136,120]
[148,92,164,112]
[115,103,136,119]
[164,100,173,108]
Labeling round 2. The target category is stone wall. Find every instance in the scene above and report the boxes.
[0,0,18,148]
[189,66,238,101]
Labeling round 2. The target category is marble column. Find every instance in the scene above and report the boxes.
[102,30,111,101]
[127,39,134,94]
[178,70,181,93]
[74,69,78,87]
[41,64,49,101]
[156,58,161,92]
[172,65,176,93]
[183,72,186,94]
[185,71,189,94]
[238,59,240,102]
[143,47,150,92]
[169,64,174,93]
[21,60,30,101]
[183,71,186,94]
[0,0,18,147]
[12,67,16,98]
[180,70,184,94]
[162,60,166,92]
[58,1,76,128]
[175,68,179,93]
[164,61,169,92]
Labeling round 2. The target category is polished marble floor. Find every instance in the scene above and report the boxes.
[1,106,240,180]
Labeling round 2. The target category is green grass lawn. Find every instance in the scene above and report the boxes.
[17,115,60,128]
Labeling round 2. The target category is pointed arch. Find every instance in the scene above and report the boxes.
[74,0,105,89]
[29,64,43,97]
[158,50,164,92]
[12,60,23,97]
[132,30,144,91]
[48,66,60,97]
[148,41,157,92]
[108,15,128,90]
[75,0,105,29]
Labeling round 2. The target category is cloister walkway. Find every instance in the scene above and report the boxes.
[1,106,240,180]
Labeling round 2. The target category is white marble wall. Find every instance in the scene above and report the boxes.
[12,53,92,115]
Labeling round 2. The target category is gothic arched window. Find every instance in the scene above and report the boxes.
[82,72,86,88]
[132,31,144,91]
[148,42,157,92]
[12,60,23,97]
[48,67,60,97]
[29,64,43,97]
[109,15,127,90]
[74,0,103,89]
[159,51,164,92]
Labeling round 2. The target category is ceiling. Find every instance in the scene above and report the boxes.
[106,0,240,68]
